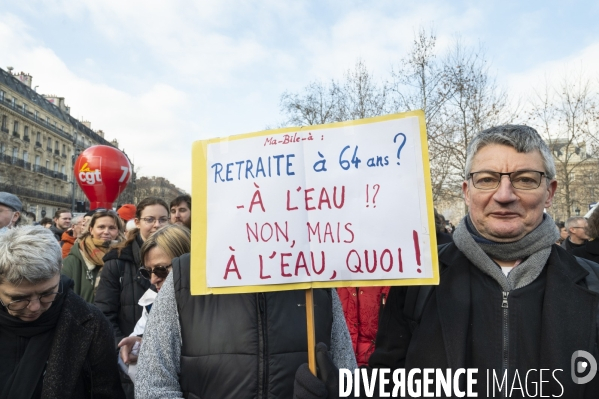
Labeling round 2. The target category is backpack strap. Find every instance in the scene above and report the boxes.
[404,243,451,331]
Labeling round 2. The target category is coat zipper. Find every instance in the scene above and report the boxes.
[501,291,509,399]
[258,293,268,399]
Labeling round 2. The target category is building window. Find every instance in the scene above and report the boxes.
[23,151,28,163]
[22,104,27,113]
[35,155,40,166]
[46,160,49,169]
[0,90,4,101]
[24,126,29,137]
[1,115,6,129]
[0,142,5,155]
[47,138,52,148]
[13,121,18,133]
[62,144,66,154]
[12,147,18,160]
[46,117,50,125]
[34,110,38,120]
[55,140,59,150]
[61,165,65,174]
[54,162,58,172]
[11,98,15,107]
[36,132,40,142]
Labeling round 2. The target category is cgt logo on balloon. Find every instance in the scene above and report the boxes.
[78,161,103,185]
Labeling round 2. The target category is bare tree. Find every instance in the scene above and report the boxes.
[528,72,599,220]
[389,28,452,202]
[278,59,388,126]
[279,80,343,126]
[340,59,389,120]
[433,40,515,209]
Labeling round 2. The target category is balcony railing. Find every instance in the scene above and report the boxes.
[0,155,68,181]
[0,182,71,206]
[12,131,20,139]
[23,135,30,142]
[35,141,42,148]
[46,147,53,153]
[1,126,8,133]
[54,149,60,156]
[61,153,67,158]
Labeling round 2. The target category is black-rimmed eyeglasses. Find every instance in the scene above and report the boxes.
[0,283,63,311]
[469,170,546,190]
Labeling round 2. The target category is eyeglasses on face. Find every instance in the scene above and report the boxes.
[468,170,546,190]
[139,217,169,225]
[0,283,63,311]
[139,264,172,280]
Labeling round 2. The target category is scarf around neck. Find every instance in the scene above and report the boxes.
[452,213,559,291]
[80,235,112,267]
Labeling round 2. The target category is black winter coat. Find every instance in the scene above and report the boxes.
[94,234,150,344]
[42,277,124,398]
[369,243,599,398]
[572,239,599,264]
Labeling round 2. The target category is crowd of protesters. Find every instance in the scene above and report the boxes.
[2,125,599,398]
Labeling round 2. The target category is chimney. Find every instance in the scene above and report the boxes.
[82,121,91,129]
[16,72,32,88]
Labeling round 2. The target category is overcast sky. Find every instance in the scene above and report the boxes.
[1,0,598,192]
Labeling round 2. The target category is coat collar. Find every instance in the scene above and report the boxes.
[436,244,599,377]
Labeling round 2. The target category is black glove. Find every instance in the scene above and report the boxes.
[294,342,340,399]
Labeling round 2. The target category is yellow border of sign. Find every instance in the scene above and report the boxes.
[191,110,439,295]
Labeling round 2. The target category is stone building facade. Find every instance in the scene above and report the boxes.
[0,68,114,220]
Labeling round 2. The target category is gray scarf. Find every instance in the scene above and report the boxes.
[453,214,559,291]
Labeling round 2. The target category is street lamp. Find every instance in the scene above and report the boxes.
[575,207,581,216]
[71,148,80,213]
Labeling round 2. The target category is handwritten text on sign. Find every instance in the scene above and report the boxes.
[196,112,436,291]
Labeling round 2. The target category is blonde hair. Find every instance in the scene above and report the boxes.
[140,224,191,264]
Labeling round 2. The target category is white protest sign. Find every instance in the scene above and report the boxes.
[191,111,438,295]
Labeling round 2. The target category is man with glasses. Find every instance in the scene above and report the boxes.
[300,125,599,397]
[0,225,124,398]
[0,192,21,233]
[562,216,589,252]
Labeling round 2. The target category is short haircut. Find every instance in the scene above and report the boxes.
[71,214,84,226]
[586,208,599,240]
[0,225,62,285]
[140,224,191,264]
[170,194,191,210]
[465,125,556,180]
[54,208,71,219]
[565,216,586,230]
[40,217,53,226]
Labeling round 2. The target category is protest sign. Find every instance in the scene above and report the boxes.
[190,110,438,295]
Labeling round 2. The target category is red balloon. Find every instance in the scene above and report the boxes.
[74,145,132,210]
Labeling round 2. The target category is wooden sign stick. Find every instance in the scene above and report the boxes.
[305,288,317,375]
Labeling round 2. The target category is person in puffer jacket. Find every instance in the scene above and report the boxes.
[337,286,389,366]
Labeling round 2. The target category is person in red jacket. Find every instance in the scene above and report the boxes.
[337,286,390,366]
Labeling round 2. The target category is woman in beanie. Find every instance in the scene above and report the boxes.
[62,209,124,303]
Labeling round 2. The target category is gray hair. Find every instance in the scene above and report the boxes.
[0,225,62,285]
[465,125,556,180]
[565,216,586,230]
[72,214,83,226]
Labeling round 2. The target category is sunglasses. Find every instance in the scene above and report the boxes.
[139,264,172,280]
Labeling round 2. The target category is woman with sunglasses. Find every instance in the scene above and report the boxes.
[62,209,124,303]
[94,197,170,398]
[117,224,191,382]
